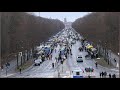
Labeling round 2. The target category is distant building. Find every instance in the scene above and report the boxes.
[64,18,67,23]
[64,22,72,29]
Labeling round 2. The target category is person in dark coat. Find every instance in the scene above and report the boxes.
[100,72,102,78]
[52,63,54,68]
[101,72,104,78]
[114,59,116,62]
[7,62,10,66]
[95,62,98,68]
[55,49,56,53]
[1,65,3,71]
[109,73,111,78]
[96,54,98,58]
[104,71,107,78]
[112,74,116,78]
[19,67,22,74]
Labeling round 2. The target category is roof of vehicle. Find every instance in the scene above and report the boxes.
[77,55,82,57]
[35,59,42,63]
[35,59,42,61]
[72,68,82,72]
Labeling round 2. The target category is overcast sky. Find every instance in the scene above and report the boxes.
[34,12,91,22]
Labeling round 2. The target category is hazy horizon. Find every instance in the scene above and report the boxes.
[34,12,91,22]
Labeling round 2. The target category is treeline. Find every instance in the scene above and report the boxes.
[72,12,119,54]
[1,12,65,62]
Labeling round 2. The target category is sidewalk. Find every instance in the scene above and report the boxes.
[0,58,18,77]
[0,57,34,78]
[100,47,119,67]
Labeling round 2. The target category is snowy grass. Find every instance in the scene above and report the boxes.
[94,57,115,69]
[15,59,34,72]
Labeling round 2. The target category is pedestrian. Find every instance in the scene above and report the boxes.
[88,75,91,78]
[70,49,71,54]
[112,74,116,78]
[95,62,98,68]
[7,62,10,66]
[96,53,98,58]
[1,65,3,71]
[100,72,102,78]
[65,54,67,59]
[19,67,22,74]
[51,54,52,60]
[55,48,56,53]
[114,58,116,62]
[101,71,104,78]
[52,63,54,68]
[104,71,107,78]
[109,73,111,78]
[81,48,83,51]
[55,57,57,63]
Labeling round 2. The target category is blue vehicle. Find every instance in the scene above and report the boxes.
[44,46,51,56]
[73,76,83,78]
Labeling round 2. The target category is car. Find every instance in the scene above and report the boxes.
[85,67,94,72]
[71,40,76,44]
[71,68,84,78]
[79,47,83,51]
[76,55,83,62]
[34,59,42,66]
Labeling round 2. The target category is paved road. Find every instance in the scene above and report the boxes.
[1,27,119,78]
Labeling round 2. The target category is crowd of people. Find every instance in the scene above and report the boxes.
[99,71,116,78]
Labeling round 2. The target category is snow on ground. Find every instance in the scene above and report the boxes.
[9,28,119,78]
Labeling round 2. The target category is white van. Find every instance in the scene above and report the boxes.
[71,68,84,78]
[34,59,42,66]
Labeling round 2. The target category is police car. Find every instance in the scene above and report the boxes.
[71,68,84,78]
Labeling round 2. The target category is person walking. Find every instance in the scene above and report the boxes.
[19,67,22,74]
[1,65,3,71]
[51,54,52,60]
[104,71,107,78]
[101,71,104,78]
[95,61,98,68]
[109,73,111,78]
[7,62,10,66]
[55,57,58,63]
[112,74,116,78]
[100,72,102,78]
[52,63,54,68]
[55,48,56,53]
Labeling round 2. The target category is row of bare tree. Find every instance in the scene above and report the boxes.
[1,12,65,64]
[72,12,119,55]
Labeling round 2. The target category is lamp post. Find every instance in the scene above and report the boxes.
[16,43,19,69]
[109,50,111,66]
[104,42,107,62]
[57,62,60,78]
[5,64,8,76]
[118,52,120,78]
[20,47,23,66]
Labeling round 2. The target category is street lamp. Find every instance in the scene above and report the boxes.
[104,42,108,62]
[109,50,111,66]
[117,52,120,78]
[5,63,8,76]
